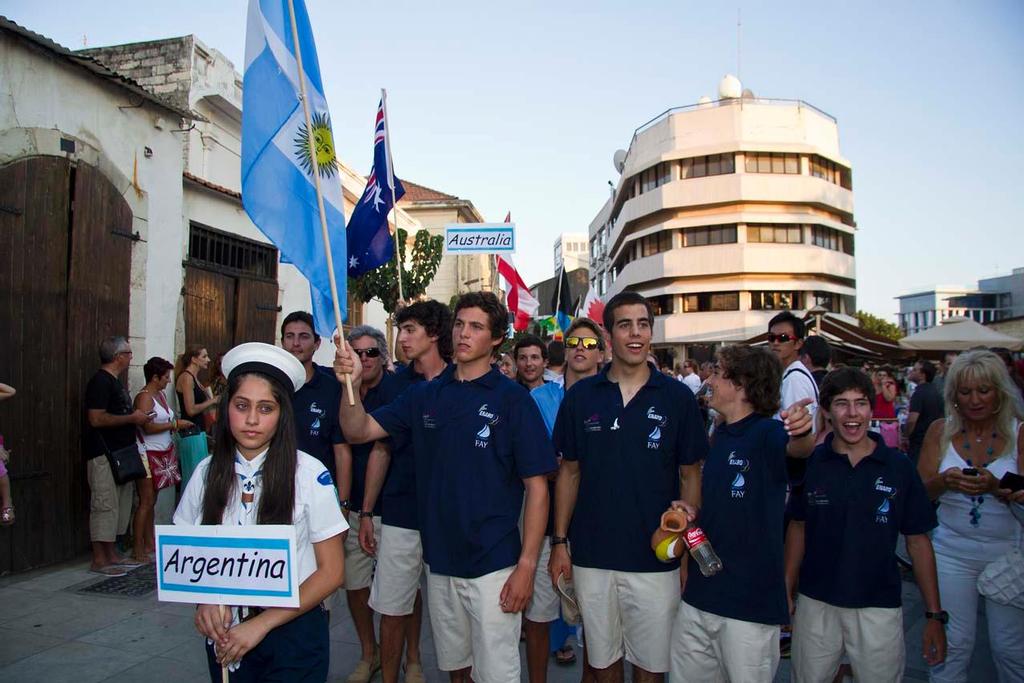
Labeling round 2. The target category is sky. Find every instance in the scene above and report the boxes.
[3,0,1023,321]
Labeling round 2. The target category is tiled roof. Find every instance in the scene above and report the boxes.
[183,171,240,200]
[399,179,459,203]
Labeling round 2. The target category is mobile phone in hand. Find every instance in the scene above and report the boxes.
[999,472,1024,493]
[962,467,979,476]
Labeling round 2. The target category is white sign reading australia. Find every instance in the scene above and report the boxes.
[443,223,516,254]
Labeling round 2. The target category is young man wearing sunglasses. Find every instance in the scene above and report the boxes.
[526,318,606,681]
[342,325,392,682]
[550,292,708,682]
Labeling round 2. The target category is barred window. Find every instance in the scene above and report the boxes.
[188,223,277,279]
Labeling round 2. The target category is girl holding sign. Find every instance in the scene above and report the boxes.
[174,342,348,681]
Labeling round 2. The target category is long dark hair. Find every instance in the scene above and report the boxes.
[201,372,297,525]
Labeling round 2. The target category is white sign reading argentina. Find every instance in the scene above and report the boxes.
[444,223,515,254]
[155,525,300,608]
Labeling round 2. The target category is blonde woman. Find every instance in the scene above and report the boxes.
[918,349,1024,682]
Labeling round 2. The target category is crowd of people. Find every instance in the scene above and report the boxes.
[33,289,1021,682]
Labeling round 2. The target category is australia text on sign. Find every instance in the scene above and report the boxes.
[155,524,300,608]
[443,223,516,254]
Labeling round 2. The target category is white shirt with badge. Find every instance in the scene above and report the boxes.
[174,449,348,584]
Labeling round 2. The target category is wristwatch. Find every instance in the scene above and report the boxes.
[340,499,350,511]
[925,610,949,624]
[358,510,374,519]
[550,536,569,546]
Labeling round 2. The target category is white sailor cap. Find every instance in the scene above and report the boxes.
[221,342,306,394]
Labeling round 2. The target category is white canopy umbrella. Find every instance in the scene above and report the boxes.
[899,316,1023,351]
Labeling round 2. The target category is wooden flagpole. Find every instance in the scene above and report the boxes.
[381,88,405,304]
[286,0,354,406]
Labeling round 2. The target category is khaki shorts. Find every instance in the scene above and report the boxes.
[368,524,424,616]
[792,593,904,683]
[670,599,781,683]
[343,510,380,590]
[427,566,521,683]
[573,565,680,672]
[87,456,133,543]
[526,537,559,623]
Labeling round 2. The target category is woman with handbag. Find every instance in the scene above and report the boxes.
[918,349,1024,682]
[133,357,194,562]
[174,342,346,680]
[175,346,219,489]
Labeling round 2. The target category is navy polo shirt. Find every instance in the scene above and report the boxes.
[377,364,427,530]
[790,432,937,609]
[371,365,557,578]
[291,364,345,479]
[683,413,790,625]
[553,364,708,573]
[350,371,399,515]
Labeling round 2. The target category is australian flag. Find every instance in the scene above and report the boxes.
[347,99,405,277]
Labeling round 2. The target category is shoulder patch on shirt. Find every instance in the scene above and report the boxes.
[317,470,334,486]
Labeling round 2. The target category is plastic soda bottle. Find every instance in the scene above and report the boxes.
[684,526,724,577]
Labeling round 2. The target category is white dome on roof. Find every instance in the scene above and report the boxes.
[718,74,742,99]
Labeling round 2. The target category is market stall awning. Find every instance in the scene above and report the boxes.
[898,316,1023,351]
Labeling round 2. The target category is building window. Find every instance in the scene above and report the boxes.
[747,224,803,244]
[811,225,854,254]
[809,155,852,189]
[188,223,278,279]
[650,295,674,316]
[744,152,800,174]
[641,161,674,193]
[680,153,736,179]
[683,224,737,247]
[812,291,839,313]
[683,291,740,312]
[639,230,673,257]
[750,291,803,311]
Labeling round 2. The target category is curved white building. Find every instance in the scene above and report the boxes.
[589,88,856,362]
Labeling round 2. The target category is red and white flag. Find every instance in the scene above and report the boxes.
[577,287,605,329]
[496,253,538,331]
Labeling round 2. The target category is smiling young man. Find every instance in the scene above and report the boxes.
[515,335,548,391]
[335,291,556,683]
[358,300,452,683]
[669,345,815,682]
[549,292,708,683]
[784,368,945,682]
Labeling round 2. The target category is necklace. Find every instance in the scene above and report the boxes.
[963,456,987,528]
[961,429,997,461]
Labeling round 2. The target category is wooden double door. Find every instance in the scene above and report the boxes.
[0,157,132,573]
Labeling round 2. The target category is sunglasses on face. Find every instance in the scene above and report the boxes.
[353,348,382,358]
[767,333,796,344]
[565,336,600,350]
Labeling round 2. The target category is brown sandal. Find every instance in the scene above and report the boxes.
[1,506,14,525]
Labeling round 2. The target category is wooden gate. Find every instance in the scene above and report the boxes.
[0,157,132,573]
[183,267,279,369]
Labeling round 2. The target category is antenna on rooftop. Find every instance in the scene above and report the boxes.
[736,9,742,84]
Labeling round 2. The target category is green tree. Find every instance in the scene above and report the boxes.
[856,310,902,341]
[349,228,443,314]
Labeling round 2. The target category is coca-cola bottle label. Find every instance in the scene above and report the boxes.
[685,527,707,548]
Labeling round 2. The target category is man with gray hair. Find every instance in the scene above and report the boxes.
[342,324,391,682]
[83,336,152,576]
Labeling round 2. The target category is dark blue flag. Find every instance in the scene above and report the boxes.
[346,98,405,277]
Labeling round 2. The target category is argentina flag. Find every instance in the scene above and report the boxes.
[242,0,346,336]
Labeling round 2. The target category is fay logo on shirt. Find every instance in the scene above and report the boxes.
[728,452,749,498]
[422,410,438,429]
[475,404,499,448]
[308,401,325,435]
[807,487,830,506]
[874,477,897,524]
[584,414,602,433]
[647,424,662,449]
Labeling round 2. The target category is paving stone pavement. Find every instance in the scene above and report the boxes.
[0,558,997,682]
